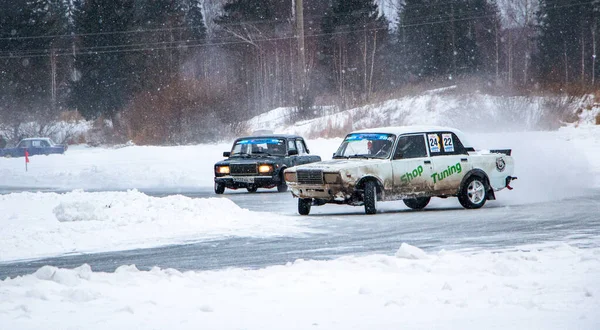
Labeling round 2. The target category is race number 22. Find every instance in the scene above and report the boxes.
[442,133,454,152]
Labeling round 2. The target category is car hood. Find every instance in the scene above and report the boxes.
[290,158,389,172]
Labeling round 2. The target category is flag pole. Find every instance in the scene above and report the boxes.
[25,149,29,172]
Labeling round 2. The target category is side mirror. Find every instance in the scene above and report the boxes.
[223,151,231,157]
[288,149,299,156]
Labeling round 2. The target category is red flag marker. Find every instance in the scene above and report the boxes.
[25,149,29,172]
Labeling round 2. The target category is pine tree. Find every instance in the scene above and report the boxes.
[69,0,135,121]
[321,0,388,108]
[215,0,295,117]
[537,0,600,85]
[399,0,503,81]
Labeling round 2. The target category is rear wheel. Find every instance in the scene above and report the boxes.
[214,182,225,194]
[403,197,431,210]
[247,186,258,193]
[364,181,378,215]
[298,198,312,215]
[458,176,487,209]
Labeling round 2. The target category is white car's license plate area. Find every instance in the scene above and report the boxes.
[234,177,254,183]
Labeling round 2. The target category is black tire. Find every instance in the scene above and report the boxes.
[277,181,288,192]
[277,173,288,192]
[214,182,225,194]
[247,186,258,193]
[298,198,312,215]
[458,176,487,209]
[364,180,378,215]
[403,197,431,210]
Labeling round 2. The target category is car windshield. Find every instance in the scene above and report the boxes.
[334,133,395,159]
[230,138,287,156]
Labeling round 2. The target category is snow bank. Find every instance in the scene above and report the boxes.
[0,190,313,262]
[250,94,591,137]
[0,143,231,190]
[1,243,598,330]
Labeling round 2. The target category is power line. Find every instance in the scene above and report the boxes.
[0,0,595,59]
[1,0,593,41]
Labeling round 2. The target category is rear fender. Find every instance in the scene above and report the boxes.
[459,169,496,200]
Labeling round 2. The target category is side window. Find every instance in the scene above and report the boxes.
[40,140,50,147]
[32,140,42,147]
[296,139,307,155]
[427,132,467,156]
[393,135,428,160]
[449,133,467,154]
[288,140,297,154]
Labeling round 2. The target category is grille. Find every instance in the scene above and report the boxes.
[230,164,257,175]
[297,170,323,184]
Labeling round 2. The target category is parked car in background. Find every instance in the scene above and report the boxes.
[0,138,68,158]
[284,126,517,215]
[214,134,321,194]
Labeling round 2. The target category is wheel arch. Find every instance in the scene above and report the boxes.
[459,169,496,200]
[356,175,385,198]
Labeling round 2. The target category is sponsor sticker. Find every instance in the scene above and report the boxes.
[442,133,454,152]
[496,157,506,172]
[427,134,441,153]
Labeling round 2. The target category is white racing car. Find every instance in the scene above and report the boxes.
[284,126,517,215]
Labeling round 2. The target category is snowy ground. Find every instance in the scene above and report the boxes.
[1,244,598,329]
[1,123,600,328]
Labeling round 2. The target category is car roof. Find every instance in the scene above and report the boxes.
[351,126,472,148]
[235,134,303,140]
[21,137,52,141]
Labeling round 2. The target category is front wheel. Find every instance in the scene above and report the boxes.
[214,182,225,194]
[298,198,312,215]
[458,176,487,209]
[403,197,431,210]
[364,181,378,215]
[277,174,288,192]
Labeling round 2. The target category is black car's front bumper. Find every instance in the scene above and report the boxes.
[215,175,280,189]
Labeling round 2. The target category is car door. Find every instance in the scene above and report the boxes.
[427,132,472,194]
[290,138,319,166]
[29,139,45,156]
[392,134,435,196]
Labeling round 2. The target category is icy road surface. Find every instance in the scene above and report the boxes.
[1,187,599,278]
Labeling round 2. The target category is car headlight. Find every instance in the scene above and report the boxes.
[324,172,341,184]
[258,164,273,174]
[216,165,230,174]
[284,171,297,183]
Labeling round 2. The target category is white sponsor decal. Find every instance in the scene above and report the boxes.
[442,133,454,152]
[428,134,441,153]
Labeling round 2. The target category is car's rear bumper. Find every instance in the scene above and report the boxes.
[215,176,280,189]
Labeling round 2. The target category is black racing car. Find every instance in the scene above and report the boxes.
[214,135,321,194]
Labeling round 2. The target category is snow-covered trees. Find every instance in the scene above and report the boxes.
[320,0,388,108]
[1,0,600,145]
[537,0,600,86]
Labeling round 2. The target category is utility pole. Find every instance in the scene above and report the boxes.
[295,0,307,115]
[50,46,57,110]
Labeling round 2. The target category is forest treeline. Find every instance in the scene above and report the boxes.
[0,0,598,144]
